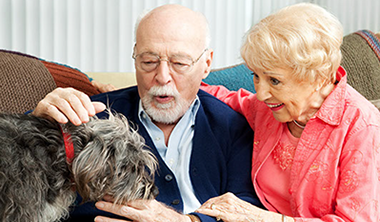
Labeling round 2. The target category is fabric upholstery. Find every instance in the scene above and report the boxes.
[0,50,57,113]
[41,60,100,96]
[205,63,256,93]
[341,30,380,107]
[0,50,100,113]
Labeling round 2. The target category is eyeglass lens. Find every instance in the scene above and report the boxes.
[136,53,194,74]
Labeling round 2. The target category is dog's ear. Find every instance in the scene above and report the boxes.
[110,143,158,204]
[70,136,115,202]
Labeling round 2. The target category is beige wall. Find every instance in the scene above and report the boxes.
[87,72,136,89]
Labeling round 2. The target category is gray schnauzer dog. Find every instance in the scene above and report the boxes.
[0,112,158,222]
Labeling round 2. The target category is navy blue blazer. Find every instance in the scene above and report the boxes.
[68,86,262,222]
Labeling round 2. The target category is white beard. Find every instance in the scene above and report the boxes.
[142,85,191,124]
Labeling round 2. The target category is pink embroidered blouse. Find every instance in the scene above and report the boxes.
[257,124,299,216]
[201,67,380,221]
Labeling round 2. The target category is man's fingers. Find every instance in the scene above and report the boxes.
[195,208,218,217]
[94,215,127,222]
[55,94,87,125]
[95,201,140,220]
[102,195,115,202]
[96,201,125,217]
[32,100,69,124]
[92,80,117,93]
[32,87,106,126]
[93,101,107,115]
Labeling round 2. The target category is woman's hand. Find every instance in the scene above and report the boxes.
[94,199,191,222]
[196,192,293,222]
[196,192,262,221]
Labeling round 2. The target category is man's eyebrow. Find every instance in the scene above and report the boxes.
[139,51,192,58]
[169,52,193,58]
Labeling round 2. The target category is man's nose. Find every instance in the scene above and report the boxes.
[155,60,172,85]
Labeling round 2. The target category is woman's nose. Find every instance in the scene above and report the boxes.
[255,82,271,102]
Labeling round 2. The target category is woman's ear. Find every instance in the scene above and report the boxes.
[202,49,214,79]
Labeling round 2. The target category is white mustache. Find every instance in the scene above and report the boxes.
[148,85,179,98]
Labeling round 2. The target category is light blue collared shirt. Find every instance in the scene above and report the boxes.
[138,97,201,213]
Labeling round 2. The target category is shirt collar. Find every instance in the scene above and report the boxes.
[315,66,347,126]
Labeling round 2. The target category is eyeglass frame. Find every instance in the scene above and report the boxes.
[132,44,209,74]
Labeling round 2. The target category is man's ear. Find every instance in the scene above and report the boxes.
[202,49,214,79]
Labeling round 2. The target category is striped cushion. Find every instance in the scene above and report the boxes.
[341,30,380,106]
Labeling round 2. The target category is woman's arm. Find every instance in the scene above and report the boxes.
[196,123,380,222]
[325,124,380,222]
[200,82,255,118]
[298,124,380,222]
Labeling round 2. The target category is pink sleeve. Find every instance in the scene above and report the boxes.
[294,124,380,222]
[200,82,255,118]
[332,125,380,221]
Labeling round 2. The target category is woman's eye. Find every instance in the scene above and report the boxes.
[270,78,280,85]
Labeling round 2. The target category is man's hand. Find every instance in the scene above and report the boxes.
[92,80,117,93]
[32,87,106,125]
[94,199,191,222]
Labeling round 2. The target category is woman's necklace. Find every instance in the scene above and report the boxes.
[293,120,306,129]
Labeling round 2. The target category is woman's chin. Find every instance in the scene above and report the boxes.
[271,111,291,123]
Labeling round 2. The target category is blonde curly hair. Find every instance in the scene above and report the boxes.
[241,3,343,85]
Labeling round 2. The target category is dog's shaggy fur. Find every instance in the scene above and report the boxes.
[0,112,158,222]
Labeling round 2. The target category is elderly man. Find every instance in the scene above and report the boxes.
[33,4,261,222]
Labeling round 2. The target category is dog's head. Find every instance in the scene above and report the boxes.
[67,111,158,204]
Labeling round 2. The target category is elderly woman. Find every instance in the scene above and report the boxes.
[197,3,380,222]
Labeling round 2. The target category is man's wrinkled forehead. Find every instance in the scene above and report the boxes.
[136,25,205,56]
[135,5,209,48]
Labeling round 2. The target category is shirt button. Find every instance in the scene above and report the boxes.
[165,174,173,181]
[171,199,180,205]
[155,137,160,141]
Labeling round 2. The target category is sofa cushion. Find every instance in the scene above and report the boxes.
[0,50,100,113]
[341,30,380,107]
[0,50,57,113]
[40,60,100,96]
[205,63,256,93]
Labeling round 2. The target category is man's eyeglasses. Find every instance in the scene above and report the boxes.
[132,47,208,74]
